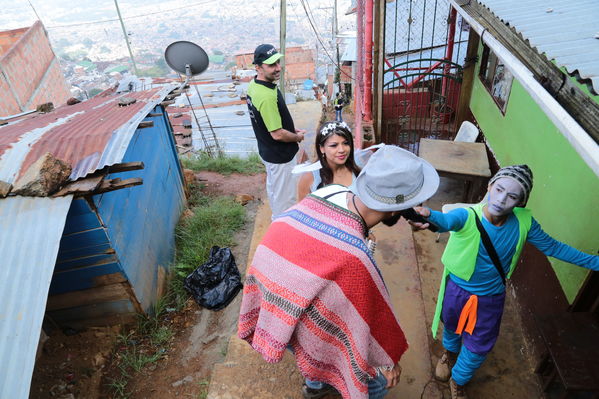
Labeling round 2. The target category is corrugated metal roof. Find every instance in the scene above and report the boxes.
[0,84,175,183]
[0,195,73,399]
[169,75,258,157]
[479,0,599,93]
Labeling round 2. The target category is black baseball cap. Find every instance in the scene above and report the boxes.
[253,44,284,65]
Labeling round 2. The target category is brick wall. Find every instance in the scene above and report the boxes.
[285,47,314,64]
[0,26,28,57]
[0,21,71,117]
[235,53,254,69]
[285,61,315,82]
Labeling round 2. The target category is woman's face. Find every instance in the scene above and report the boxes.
[320,133,351,166]
[487,177,523,216]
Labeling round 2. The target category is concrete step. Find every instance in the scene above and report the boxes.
[207,335,304,399]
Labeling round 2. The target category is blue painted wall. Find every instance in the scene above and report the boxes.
[93,105,185,311]
[51,198,124,295]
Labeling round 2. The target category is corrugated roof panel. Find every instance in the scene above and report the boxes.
[479,0,599,93]
[0,84,176,183]
[0,195,73,399]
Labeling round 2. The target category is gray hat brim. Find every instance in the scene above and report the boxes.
[351,158,440,212]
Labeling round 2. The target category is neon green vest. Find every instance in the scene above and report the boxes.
[431,203,532,338]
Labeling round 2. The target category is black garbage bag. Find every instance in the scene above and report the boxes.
[184,246,243,311]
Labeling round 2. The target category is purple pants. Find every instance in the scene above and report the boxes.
[441,278,505,355]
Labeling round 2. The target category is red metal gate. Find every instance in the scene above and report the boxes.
[381,2,468,153]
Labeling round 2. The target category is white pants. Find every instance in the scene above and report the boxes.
[262,157,298,219]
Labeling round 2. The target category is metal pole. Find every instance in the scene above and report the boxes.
[334,0,342,93]
[355,0,364,149]
[114,0,139,76]
[364,0,374,122]
[279,0,287,97]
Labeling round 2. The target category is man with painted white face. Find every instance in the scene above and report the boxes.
[412,165,599,399]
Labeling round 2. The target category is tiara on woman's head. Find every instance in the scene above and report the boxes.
[319,121,351,137]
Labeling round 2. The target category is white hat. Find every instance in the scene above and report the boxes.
[351,145,439,211]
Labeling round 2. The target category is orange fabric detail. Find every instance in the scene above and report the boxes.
[455,295,478,335]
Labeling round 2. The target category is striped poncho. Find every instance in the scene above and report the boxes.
[238,194,408,399]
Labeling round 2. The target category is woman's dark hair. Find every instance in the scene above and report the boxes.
[315,121,361,189]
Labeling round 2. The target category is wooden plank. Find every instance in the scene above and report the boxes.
[463,2,599,143]
[53,175,103,197]
[419,138,491,178]
[47,312,139,329]
[95,177,143,194]
[161,100,175,106]
[176,136,192,146]
[147,112,163,117]
[138,120,154,129]
[47,283,131,311]
[455,30,480,128]
[106,161,144,173]
[47,300,139,328]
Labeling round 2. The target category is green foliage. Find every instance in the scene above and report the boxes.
[197,380,210,398]
[138,66,166,77]
[88,88,103,98]
[106,377,129,399]
[119,346,164,373]
[181,153,263,175]
[170,195,245,306]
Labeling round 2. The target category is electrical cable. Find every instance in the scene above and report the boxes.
[296,0,354,81]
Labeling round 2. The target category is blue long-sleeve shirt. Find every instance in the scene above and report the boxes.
[427,208,599,296]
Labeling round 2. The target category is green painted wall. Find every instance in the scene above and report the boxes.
[470,49,599,303]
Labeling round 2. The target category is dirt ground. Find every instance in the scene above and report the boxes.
[30,170,266,399]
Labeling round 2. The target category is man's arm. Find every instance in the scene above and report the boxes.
[413,207,468,232]
[527,218,599,270]
[270,128,305,142]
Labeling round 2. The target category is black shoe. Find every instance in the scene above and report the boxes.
[301,383,340,399]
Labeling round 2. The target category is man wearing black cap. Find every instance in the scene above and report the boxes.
[247,44,306,219]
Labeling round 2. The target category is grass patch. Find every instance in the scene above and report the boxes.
[106,377,129,399]
[197,380,210,398]
[119,346,164,373]
[170,195,245,307]
[105,175,248,398]
[181,152,263,175]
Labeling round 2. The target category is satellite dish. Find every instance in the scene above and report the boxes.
[164,41,209,77]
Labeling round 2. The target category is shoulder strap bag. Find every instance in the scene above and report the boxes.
[471,208,506,285]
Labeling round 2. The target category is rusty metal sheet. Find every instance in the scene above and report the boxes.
[0,85,176,184]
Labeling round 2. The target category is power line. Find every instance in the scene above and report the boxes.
[296,0,353,81]
[46,0,214,29]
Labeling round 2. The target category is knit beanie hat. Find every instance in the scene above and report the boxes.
[489,164,533,206]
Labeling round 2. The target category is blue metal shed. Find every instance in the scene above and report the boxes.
[0,86,186,398]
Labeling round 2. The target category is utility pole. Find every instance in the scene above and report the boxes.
[114,0,139,76]
[334,0,341,93]
[279,0,287,97]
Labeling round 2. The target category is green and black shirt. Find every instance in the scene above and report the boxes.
[246,78,298,163]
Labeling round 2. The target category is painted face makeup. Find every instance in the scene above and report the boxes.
[487,177,523,216]
[320,134,351,166]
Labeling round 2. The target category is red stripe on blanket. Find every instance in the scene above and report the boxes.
[261,222,407,362]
